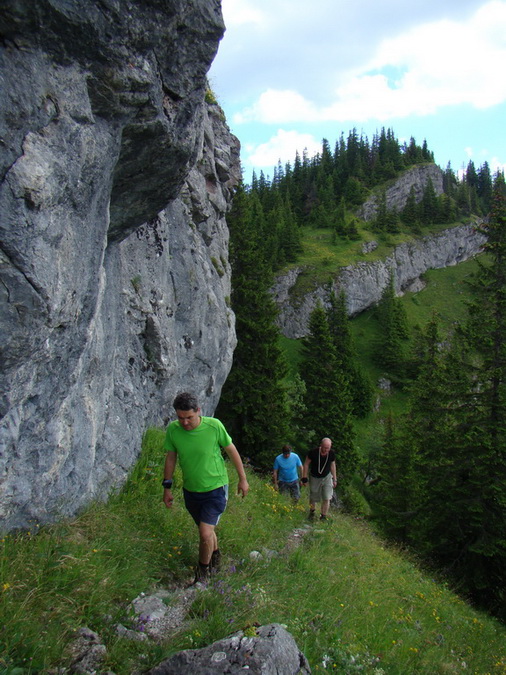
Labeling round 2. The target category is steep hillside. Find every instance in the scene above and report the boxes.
[2,435,505,674]
[272,221,485,338]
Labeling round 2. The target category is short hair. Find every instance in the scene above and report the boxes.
[282,444,292,453]
[173,392,199,411]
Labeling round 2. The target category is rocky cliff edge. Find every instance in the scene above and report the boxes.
[0,0,240,530]
[272,223,487,339]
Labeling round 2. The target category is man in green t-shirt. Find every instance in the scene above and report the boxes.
[162,392,249,584]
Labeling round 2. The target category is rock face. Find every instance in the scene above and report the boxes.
[359,164,444,221]
[0,0,240,530]
[147,623,311,675]
[272,223,487,339]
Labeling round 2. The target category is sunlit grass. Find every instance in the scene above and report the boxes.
[1,429,504,674]
[294,220,468,271]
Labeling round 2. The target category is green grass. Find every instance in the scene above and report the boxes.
[400,258,481,330]
[1,429,505,674]
[278,255,483,460]
[285,218,473,312]
[294,220,468,270]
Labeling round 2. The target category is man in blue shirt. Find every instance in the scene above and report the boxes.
[273,445,303,502]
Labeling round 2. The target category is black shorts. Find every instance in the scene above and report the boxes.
[183,485,229,526]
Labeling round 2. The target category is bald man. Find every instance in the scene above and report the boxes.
[302,438,337,520]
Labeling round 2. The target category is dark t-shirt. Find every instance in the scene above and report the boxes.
[306,448,336,478]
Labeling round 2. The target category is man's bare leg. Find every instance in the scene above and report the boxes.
[198,522,217,564]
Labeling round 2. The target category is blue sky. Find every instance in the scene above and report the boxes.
[209,0,506,182]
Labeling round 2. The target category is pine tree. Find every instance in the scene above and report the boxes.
[374,274,410,377]
[420,178,439,224]
[405,319,470,557]
[216,184,290,469]
[477,161,493,213]
[373,190,389,231]
[299,302,357,484]
[404,178,506,617]
[370,413,414,541]
[333,197,347,239]
[327,290,372,417]
[401,185,419,227]
[452,174,506,614]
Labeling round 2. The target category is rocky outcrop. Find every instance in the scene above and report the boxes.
[272,223,487,339]
[0,0,240,530]
[359,164,444,221]
[147,623,311,675]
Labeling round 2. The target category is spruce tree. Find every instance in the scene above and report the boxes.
[373,190,388,231]
[401,185,418,227]
[374,274,410,377]
[216,184,290,469]
[299,302,357,485]
[405,319,470,557]
[370,413,414,541]
[404,177,506,616]
[333,197,347,239]
[420,178,439,224]
[452,174,506,614]
[327,290,372,417]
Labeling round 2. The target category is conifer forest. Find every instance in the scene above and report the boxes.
[216,128,506,621]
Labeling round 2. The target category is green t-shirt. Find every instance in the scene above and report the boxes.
[164,416,232,492]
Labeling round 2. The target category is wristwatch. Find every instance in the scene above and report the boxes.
[162,479,173,489]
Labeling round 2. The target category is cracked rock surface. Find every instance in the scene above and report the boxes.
[0,0,240,531]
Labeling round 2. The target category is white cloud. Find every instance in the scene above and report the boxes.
[489,157,506,174]
[233,90,320,124]
[233,0,506,124]
[221,0,267,27]
[244,130,322,172]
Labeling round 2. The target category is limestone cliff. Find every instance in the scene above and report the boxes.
[272,223,487,339]
[359,164,444,221]
[0,0,240,529]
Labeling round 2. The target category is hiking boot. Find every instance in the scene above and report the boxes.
[320,514,327,521]
[308,510,315,521]
[210,549,221,573]
[193,562,210,585]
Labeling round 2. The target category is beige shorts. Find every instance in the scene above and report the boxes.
[309,473,333,503]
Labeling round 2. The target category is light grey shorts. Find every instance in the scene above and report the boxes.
[309,473,333,503]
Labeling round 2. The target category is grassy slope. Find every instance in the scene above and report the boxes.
[286,219,471,302]
[280,251,483,459]
[350,256,481,457]
[1,430,505,674]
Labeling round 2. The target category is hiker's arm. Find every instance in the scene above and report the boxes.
[330,461,337,485]
[224,444,249,497]
[162,451,177,508]
[302,457,311,485]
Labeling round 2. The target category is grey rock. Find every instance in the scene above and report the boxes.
[377,378,392,392]
[362,240,378,254]
[66,627,107,674]
[147,623,311,674]
[132,591,173,622]
[0,0,240,530]
[129,588,199,641]
[115,623,149,643]
[272,223,486,338]
[358,164,444,221]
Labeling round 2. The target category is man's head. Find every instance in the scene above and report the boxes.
[173,392,201,431]
[282,444,292,457]
[319,438,332,455]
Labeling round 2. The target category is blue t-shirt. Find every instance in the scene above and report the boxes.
[273,453,302,482]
